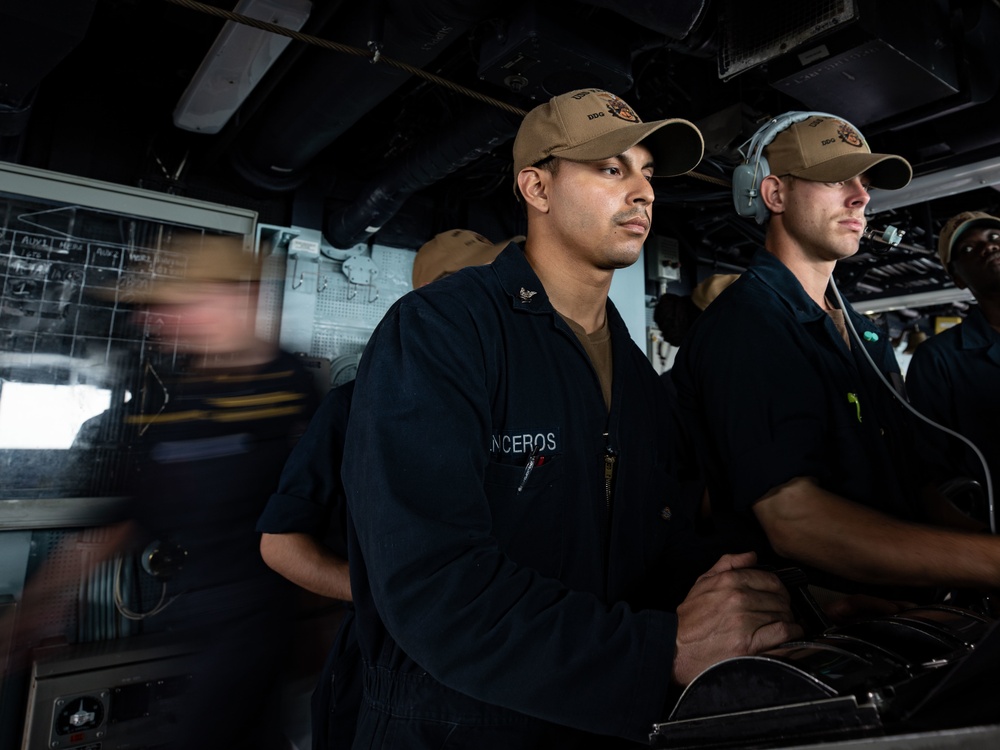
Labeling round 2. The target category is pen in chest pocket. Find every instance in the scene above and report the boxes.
[517,443,546,493]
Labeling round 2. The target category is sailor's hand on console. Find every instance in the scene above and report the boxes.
[672,551,803,686]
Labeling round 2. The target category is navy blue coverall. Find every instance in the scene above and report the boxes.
[673,249,927,599]
[343,244,683,748]
[907,306,1000,520]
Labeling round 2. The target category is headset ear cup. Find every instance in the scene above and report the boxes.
[731,163,759,218]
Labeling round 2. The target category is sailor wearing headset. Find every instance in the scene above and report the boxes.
[673,112,1000,614]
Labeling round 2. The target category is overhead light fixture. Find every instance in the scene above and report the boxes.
[173,0,312,134]
[867,155,1000,214]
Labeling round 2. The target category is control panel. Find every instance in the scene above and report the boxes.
[21,635,199,750]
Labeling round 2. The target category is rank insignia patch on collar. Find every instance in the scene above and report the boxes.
[518,287,537,303]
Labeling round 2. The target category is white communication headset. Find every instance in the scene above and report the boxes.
[732,110,865,224]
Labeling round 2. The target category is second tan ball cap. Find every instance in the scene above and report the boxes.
[691,273,740,311]
[412,229,520,288]
[512,88,704,187]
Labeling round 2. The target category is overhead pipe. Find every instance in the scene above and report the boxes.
[324,103,522,248]
[320,0,712,249]
[228,0,504,192]
[0,0,98,158]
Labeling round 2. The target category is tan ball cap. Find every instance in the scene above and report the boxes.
[691,273,740,311]
[93,234,259,303]
[765,115,912,190]
[937,210,1000,266]
[512,88,704,189]
[412,229,517,288]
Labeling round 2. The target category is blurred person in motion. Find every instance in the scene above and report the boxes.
[119,233,319,749]
[257,228,511,750]
[2,233,319,749]
[907,211,1000,530]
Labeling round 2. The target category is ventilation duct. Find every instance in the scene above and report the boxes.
[324,103,522,248]
[0,0,97,152]
[228,0,504,192]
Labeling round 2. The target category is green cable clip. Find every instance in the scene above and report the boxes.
[847,392,862,423]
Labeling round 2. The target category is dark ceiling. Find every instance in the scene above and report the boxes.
[3,0,1000,330]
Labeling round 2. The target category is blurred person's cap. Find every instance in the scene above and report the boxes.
[691,273,740,311]
[97,234,260,303]
[412,229,520,288]
[764,115,911,190]
[512,88,704,190]
[937,210,1000,266]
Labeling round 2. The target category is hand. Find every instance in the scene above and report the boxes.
[672,551,803,686]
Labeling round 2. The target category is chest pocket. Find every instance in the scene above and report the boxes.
[484,455,565,577]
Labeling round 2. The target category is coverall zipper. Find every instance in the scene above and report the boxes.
[601,436,618,584]
[603,445,617,512]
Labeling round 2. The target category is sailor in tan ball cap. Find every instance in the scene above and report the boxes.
[340,88,801,749]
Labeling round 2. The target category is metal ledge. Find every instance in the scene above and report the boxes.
[0,496,130,530]
[854,287,975,315]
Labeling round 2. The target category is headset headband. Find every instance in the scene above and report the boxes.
[732,110,863,224]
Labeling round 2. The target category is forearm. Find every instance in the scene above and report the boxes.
[921,484,988,533]
[259,532,352,601]
[754,478,1000,588]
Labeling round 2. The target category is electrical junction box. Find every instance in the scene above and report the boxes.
[645,234,681,282]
